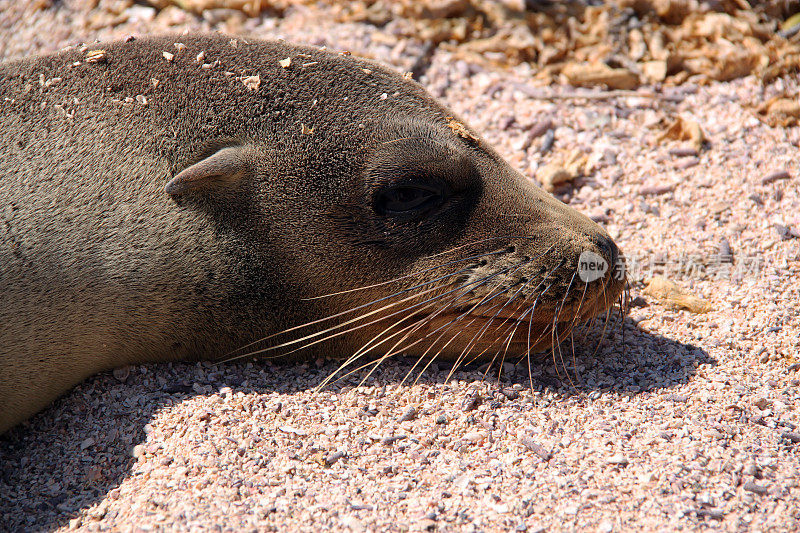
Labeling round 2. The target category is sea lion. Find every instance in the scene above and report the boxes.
[0,34,625,434]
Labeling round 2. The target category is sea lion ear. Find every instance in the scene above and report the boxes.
[164,146,250,195]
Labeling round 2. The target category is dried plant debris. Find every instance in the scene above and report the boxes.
[754,91,800,126]
[642,275,714,314]
[656,116,707,151]
[144,0,800,93]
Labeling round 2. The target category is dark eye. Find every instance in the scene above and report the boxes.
[374,183,444,216]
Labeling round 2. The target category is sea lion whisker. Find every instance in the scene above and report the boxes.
[267,278,480,367]
[419,286,532,386]
[440,245,559,371]
[220,281,458,363]
[457,296,532,377]
[588,275,614,359]
[389,299,511,389]
[568,281,590,383]
[239,253,535,364]
[548,270,579,389]
[340,279,492,381]
[519,291,547,392]
[317,271,522,389]
[423,235,535,260]
[453,284,548,383]
[463,271,544,382]
[329,296,509,390]
[495,296,543,379]
[477,298,537,384]
[367,253,539,357]
[227,270,505,366]
[230,249,534,360]
[440,287,523,382]
[408,317,481,387]
[227,265,479,357]
[442,259,545,382]
[549,315,564,386]
[302,249,507,301]
[324,309,446,390]
[426,296,529,386]
[577,271,614,345]
[512,258,566,359]
[388,285,521,384]
[618,282,631,359]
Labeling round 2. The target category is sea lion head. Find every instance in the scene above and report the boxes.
[163,36,625,366]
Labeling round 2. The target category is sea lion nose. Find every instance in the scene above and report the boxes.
[592,235,619,270]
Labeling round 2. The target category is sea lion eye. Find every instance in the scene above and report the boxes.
[374,183,444,216]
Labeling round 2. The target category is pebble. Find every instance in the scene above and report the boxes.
[598,521,614,533]
[717,237,734,263]
[527,118,553,139]
[781,431,800,443]
[521,438,552,461]
[398,406,417,422]
[697,508,725,520]
[85,49,106,63]
[743,481,769,495]
[774,224,800,240]
[131,444,145,459]
[754,397,771,410]
[112,366,130,382]
[639,183,675,195]
[325,451,346,466]
[761,170,791,184]
[461,392,482,412]
[668,146,698,157]
[341,516,365,532]
[415,518,437,531]
[539,129,555,154]
[500,388,520,400]
[675,157,699,169]
[536,164,574,192]
[463,431,486,443]
[498,116,516,130]
[607,454,629,466]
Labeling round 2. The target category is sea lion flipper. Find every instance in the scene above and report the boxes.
[165,146,249,195]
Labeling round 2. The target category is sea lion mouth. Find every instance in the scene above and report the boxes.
[392,271,628,361]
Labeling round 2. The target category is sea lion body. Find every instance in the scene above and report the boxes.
[0,35,624,433]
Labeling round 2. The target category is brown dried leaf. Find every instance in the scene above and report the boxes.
[562,62,640,90]
[641,60,668,82]
[536,164,574,192]
[755,94,800,127]
[447,118,478,143]
[642,276,714,313]
[657,116,706,151]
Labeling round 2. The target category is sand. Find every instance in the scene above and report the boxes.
[1,1,799,531]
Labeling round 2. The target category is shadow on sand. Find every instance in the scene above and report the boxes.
[0,315,713,531]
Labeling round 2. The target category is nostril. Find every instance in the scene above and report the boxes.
[592,236,619,268]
